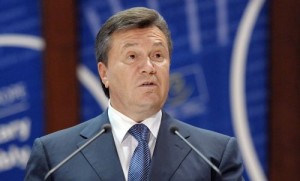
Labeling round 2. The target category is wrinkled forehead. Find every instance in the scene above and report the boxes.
[109,26,169,49]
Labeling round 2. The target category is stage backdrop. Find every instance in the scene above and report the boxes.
[78,0,269,181]
[0,0,44,180]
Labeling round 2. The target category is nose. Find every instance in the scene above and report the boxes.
[140,58,156,74]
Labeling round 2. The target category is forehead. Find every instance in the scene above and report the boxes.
[110,27,168,48]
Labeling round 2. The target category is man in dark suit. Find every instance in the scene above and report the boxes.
[25,7,244,181]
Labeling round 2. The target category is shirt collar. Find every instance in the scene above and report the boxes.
[108,100,162,143]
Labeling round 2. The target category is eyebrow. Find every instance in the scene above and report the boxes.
[119,42,137,54]
[120,41,167,54]
[122,42,138,49]
[152,42,166,49]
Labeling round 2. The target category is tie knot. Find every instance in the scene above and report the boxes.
[129,124,149,142]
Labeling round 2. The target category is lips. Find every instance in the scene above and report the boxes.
[140,81,157,87]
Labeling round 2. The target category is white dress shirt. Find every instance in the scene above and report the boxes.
[108,102,162,180]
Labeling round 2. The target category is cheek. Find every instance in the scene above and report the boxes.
[110,69,133,91]
[107,70,120,90]
[160,69,170,90]
[164,76,170,93]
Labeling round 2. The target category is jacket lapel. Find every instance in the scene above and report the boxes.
[76,111,190,181]
[78,111,125,181]
[150,111,192,180]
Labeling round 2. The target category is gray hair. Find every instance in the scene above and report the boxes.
[95,7,172,97]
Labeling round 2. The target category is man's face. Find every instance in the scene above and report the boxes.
[98,27,170,121]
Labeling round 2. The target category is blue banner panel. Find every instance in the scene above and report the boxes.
[78,1,269,180]
[0,0,44,180]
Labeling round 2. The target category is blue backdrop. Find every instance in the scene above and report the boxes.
[78,1,269,181]
[0,0,269,180]
[0,0,44,180]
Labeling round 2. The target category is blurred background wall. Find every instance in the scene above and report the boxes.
[0,0,299,180]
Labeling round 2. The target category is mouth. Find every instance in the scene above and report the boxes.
[140,81,157,87]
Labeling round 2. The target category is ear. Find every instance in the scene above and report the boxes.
[98,62,109,88]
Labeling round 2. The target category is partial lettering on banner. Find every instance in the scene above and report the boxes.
[0,117,31,144]
[0,145,31,171]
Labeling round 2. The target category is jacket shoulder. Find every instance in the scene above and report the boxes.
[39,113,108,149]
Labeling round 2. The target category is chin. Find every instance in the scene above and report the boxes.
[135,92,165,106]
[136,99,160,108]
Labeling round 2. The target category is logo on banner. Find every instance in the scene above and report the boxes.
[0,82,29,119]
[165,64,209,119]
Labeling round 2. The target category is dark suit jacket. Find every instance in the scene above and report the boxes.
[25,111,244,181]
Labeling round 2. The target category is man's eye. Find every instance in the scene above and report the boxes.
[129,54,136,59]
[153,53,164,61]
[155,53,161,58]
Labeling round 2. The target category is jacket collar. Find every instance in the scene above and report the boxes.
[78,111,125,181]
[78,110,191,181]
[150,111,191,180]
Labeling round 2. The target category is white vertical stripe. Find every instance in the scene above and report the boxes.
[230,0,267,180]
[84,6,102,37]
[216,0,229,46]
[108,0,122,13]
[146,0,159,11]
[185,0,201,53]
